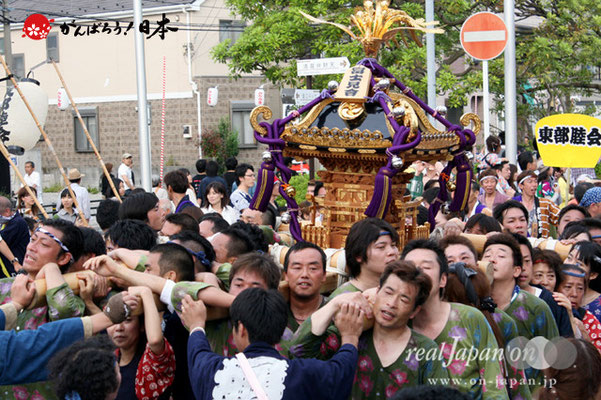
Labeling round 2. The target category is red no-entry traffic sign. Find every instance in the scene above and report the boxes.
[460,12,507,61]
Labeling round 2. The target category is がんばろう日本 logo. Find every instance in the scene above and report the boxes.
[22,14,54,40]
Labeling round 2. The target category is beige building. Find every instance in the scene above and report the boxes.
[2,0,278,193]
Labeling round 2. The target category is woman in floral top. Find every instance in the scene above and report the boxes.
[476,136,502,173]
[492,159,516,198]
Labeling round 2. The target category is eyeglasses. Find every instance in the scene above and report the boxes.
[245,173,255,178]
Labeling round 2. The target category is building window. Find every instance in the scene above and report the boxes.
[219,20,245,44]
[0,37,4,54]
[74,107,99,152]
[231,101,255,148]
[12,54,24,80]
[46,33,59,62]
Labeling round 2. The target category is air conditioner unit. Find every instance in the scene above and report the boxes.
[183,125,192,139]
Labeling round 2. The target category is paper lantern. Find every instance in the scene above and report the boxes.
[0,78,48,155]
[254,88,265,106]
[207,87,218,107]
[57,87,69,110]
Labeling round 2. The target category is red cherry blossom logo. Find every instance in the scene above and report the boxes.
[22,14,54,40]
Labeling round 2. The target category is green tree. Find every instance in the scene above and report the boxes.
[212,0,601,141]
[511,0,601,122]
[200,117,239,172]
[211,1,496,107]
[275,173,310,208]
[219,117,239,160]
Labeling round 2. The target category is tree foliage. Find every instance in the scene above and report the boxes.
[200,117,239,171]
[512,0,601,120]
[275,173,310,208]
[212,0,601,139]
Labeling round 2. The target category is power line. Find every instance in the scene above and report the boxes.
[5,2,236,24]
[6,5,252,34]
[189,0,220,52]
[7,5,319,34]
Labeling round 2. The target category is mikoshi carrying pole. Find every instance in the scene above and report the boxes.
[0,140,49,219]
[0,53,89,226]
[50,59,122,203]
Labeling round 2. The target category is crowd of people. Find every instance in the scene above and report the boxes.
[1,142,601,400]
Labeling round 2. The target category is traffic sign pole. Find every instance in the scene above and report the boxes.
[483,60,490,141]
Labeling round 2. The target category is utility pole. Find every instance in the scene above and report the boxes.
[0,0,10,195]
[2,0,13,70]
[2,0,11,73]
[133,0,152,191]
[504,0,517,164]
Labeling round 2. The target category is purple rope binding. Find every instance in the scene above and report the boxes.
[249,159,276,211]
[363,60,422,219]
[364,131,422,218]
[249,86,338,242]
[426,129,476,231]
[356,59,477,229]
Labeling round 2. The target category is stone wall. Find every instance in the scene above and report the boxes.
[33,76,280,188]
[197,76,274,170]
